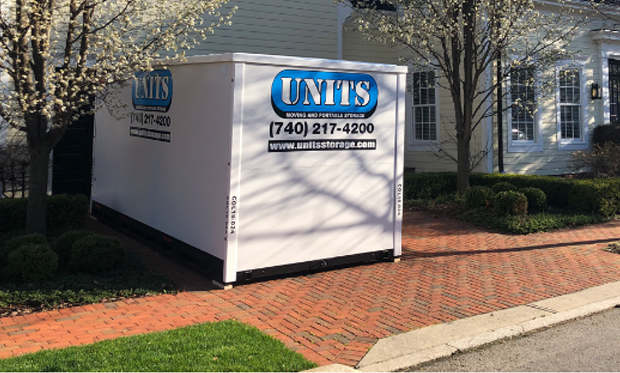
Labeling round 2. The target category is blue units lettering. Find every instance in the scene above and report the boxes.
[271,70,378,119]
[132,69,173,112]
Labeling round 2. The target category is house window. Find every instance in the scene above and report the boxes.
[510,67,536,141]
[558,69,581,140]
[412,71,437,141]
[507,65,542,152]
[556,65,587,150]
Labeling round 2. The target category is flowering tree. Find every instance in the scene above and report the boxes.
[0,0,233,233]
[347,0,582,194]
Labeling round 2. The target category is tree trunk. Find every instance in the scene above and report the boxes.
[26,143,51,234]
[456,134,471,195]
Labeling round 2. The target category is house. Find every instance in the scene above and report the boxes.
[189,0,620,176]
[2,0,618,193]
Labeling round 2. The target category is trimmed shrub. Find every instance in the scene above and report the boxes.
[69,234,127,274]
[464,186,494,210]
[568,178,620,217]
[47,194,89,232]
[492,182,518,194]
[519,187,547,213]
[0,194,88,233]
[593,123,620,147]
[493,191,528,217]
[0,233,47,269]
[403,172,457,200]
[405,171,620,216]
[470,173,572,208]
[52,230,95,266]
[0,198,28,233]
[5,243,58,282]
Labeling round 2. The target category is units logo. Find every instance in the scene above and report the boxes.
[132,69,173,112]
[271,70,378,119]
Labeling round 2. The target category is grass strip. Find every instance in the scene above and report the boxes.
[0,320,318,372]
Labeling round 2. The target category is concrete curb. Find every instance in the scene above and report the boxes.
[305,281,620,372]
[353,281,620,372]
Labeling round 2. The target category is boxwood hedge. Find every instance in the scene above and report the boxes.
[404,172,620,217]
[0,194,89,233]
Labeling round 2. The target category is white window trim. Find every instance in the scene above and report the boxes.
[599,46,620,125]
[555,62,588,151]
[408,70,440,152]
[506,63,543,153]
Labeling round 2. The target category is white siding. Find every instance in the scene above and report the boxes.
[191,0,338,59]
[496,11,610,176]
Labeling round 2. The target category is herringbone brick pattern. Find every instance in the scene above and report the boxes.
[3,211,620,366]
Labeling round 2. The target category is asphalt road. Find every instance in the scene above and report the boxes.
[408,307,620,372]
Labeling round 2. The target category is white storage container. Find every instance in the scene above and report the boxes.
[92,53,407,285]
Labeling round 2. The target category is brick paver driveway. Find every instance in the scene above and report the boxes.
[3,211,620,366]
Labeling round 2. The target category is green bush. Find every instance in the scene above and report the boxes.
[0,233,47,269]
[403,172,457,200]
[69,234,127,274]
[519,187,547,213]
[5,243,58,282]
[493,191,528,217]
[593,123,620,147]
[0,198,28,233]
[53,230,95,267]
[404,171,620,216]
[460,208,608,234]
[47,194,89,232]
[464,186,494,210]
[492,182,518,194]
[470,173,573,208]
[0,194,88,233]
[568,178,620,217]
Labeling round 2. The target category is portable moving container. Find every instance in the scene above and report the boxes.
[92,53,407,286]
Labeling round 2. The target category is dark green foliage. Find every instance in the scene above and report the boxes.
[0,252,175,311]
[5,243,58,282]
[493,191,528,217]
[470,173,573,208]
[519,187,547,212]
[492,182,518,194]
[53,230,95,267]
[0,198,28,233]
[460,209,607,234]
[403,172,457,200]
[0,194,89,234]
[0,233,47,269]
[46,194,89,232]
[568,178,620,217]
[464,186,494,209]
[69,234,127,274]
[593,123,620,147]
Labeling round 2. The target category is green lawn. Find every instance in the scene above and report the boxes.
[0,320,318,372]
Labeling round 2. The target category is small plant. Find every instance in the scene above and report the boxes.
[53,230,95,267]
[494,191,528,217]
[0,233,47,268]
[604,242,620,254]
[464,186,494,209]
[5,243,58,282]
[519,187,547,212]
[492,182,518,194]
[69,234,127,274]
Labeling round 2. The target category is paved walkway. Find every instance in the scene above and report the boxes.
[3,211,620,367]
